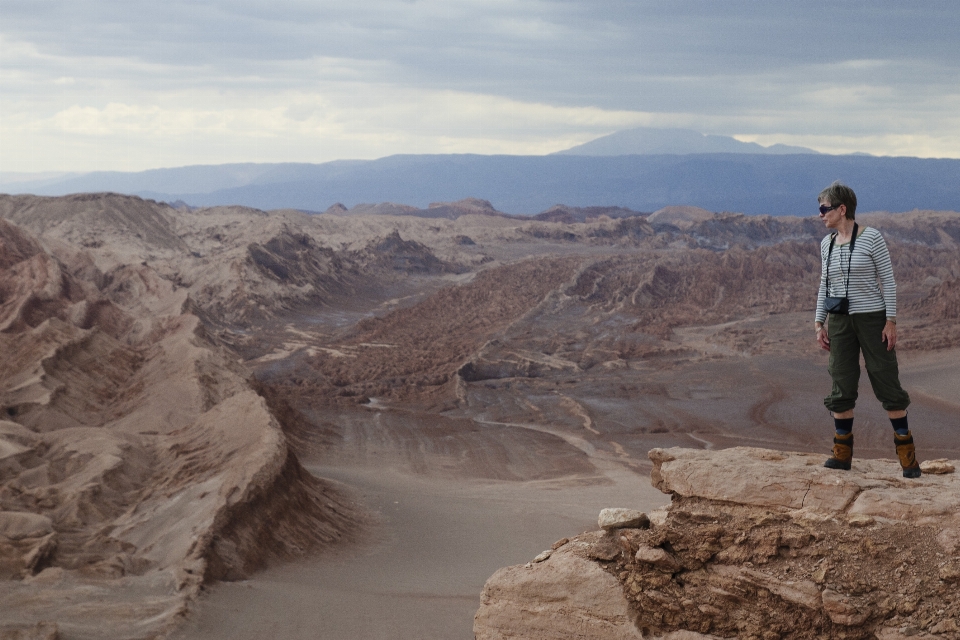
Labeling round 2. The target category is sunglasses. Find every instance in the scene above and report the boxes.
[819,204,840,215]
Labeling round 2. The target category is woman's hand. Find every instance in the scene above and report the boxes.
[816,325,830,351]
[882,321,897,350]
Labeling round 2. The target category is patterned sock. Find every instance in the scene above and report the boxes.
[834,417,853,435]
[890,415,909,436]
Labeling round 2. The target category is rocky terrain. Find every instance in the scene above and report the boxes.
[0,214,361,638]
[1,192,959,639]
[475,448,960,640]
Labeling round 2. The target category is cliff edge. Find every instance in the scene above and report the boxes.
[475,447,960,640]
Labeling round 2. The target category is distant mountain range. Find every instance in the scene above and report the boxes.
[3,130,959,216]
[554,127,819,156]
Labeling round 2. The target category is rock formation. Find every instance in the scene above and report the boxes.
[326,197,513,220]
[2,192,960,638]
[475,447,960,639]
[534,204,647,224]
[0,215,360,638]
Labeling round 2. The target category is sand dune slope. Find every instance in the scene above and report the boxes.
[1,218,359,638]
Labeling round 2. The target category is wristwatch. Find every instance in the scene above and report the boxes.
[886,317,897,324]
[815,323,824,333]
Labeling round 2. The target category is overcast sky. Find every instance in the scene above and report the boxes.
[2,0,959,172]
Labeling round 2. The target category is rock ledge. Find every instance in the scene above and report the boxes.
[475,447,960,640]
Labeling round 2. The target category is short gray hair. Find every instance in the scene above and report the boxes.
[819,181,857,219]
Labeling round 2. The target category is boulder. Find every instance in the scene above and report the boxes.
[599,508,650,531]
[634,545,680,572]
[474,536,643,640]
[920,458,955,474]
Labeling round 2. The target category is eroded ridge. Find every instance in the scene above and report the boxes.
[0,218,361,639]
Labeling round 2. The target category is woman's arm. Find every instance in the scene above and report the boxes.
[815,237,830,350]
[815,238,829,325]
[868,230,898,350]
[871,231,898,320]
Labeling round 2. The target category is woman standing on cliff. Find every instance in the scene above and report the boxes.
[814,181,921,478]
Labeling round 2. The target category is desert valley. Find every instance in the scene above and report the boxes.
[1,193,959,639]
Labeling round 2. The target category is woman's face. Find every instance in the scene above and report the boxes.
[819,200,845,229]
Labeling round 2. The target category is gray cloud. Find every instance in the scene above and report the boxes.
[3,0,959,170]
[9,2,957,91]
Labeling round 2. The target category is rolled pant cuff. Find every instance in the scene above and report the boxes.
[824,401,857,414]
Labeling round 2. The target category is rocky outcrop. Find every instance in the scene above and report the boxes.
[293,256,584,407]
[475,535,645,640]
[0,193,190,258]
[534,205,646,223]
[475,447,960,640]
[647,206,716,230]
[357,229,464,274]
[330,198,511,220]
[424,198,507,219]
[599,508,651,531]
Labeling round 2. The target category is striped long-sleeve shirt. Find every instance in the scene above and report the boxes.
[815,226,897,323]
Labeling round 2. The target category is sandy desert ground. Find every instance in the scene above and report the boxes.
[2,194,959,639]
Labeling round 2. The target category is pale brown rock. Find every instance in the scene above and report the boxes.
[474,544,643,640]
[599,508,649,530]
[709,564,821,610]
[936,514,960,554]
[635,544,680,572]
[647,507,669,527]
[650,447,960,526]
[586,537,622,561]
[920,459,955,474]
[929,618,959,634]
[822,589,871,626]
[532,550,552,563]
[650,446,868,512]
[938,563,960,583]
[848,483,960,521]
[847,514,875,528]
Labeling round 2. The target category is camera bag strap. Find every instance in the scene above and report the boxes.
[825,222,859,298]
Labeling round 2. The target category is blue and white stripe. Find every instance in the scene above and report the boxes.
[815,226,897,323]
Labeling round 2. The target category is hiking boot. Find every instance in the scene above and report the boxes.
[824,432,853,470]
[894,431,922,478]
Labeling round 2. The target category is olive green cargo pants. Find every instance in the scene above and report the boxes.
[824,311,911,413]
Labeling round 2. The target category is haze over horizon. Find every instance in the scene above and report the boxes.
[3,1,960,173]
